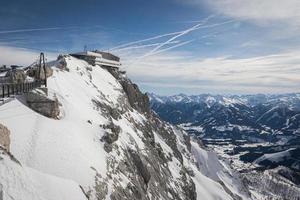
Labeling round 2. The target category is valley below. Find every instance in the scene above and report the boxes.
[150,93,300,200]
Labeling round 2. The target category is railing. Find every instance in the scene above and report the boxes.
[0,81,44,99]
[0,76,11,84]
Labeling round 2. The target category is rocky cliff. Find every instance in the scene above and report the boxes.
[0,123,10,151]
[0,55,250,200]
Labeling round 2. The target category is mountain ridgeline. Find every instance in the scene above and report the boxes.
[1,54,299,200]
[0,56,253,200]
[150,93,300,143]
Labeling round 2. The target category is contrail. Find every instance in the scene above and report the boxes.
[149,19,235,55]
[146,40,194,57]
[124,19,235,65]
[0,27,65,34]
[0,25,143,36]
[141,16,218,58]
[124,40,193,66]
[169,14,219,24]
[192,19,236,31]
[91,25,149,36]
[142,23,204,58]
[110,15,216,51]
[113,41,180,52]
[132,40,193,61]
[110,32,183,51]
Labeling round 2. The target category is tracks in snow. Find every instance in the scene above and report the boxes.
[25,114,40,166]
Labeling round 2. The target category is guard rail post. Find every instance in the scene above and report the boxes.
[2,85,4,98]
[7,84,10,97]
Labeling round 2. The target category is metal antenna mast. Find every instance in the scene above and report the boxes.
[37,52,47,87]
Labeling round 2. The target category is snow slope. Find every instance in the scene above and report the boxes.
[191,140,250,200]
[254,148,296,164]
[0,58,112,188]
[0,56,250,200]
[0,149,86,200]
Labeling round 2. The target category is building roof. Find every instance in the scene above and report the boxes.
[70,51,121,68]
[94,50,120,62]
[71,51,120,61]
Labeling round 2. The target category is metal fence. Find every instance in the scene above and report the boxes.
[0,76,10,84]
[0,81,43,99]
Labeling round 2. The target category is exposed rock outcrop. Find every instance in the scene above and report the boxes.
[56,55,68,70]
[122,81,150,114]
[26,88,60,119]
[95,69,199,200]
[128,149,151,185]
[5,69,26,84]
[0,123,10,151]
[26,65,53,79]
[101,121,121,153]
[242,168,300,200]
[107,68,150,114]
[0,56,250,200]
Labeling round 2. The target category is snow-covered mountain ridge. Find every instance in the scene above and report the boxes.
[150,93,300,199]
[0,56,251,200]
[149,93,300,108]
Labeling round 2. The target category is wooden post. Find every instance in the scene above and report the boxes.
[2,85,4,98]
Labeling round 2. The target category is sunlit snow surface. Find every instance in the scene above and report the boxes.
[0,56,250,200]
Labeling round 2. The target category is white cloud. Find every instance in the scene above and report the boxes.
[204,0,300,25]
[120,49,300,94]
[1,45,298,95]
[112,20,300,94]
[0,46,56,66]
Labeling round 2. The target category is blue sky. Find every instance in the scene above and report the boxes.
[1,0,300,95]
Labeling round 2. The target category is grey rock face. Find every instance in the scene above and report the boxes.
[242,169,300,200]
[0,123,10,151]
[92,99,122,120]
[181,169,196,200]
[183,134,192,153]
[26,64,53,80]
[128,149,151,185]
[101,121,121,153]
[122,81,150,114]
[41,66,53,79]
[149,116,183,164]
[57,55,69,71]
[5,69,26,84]
[107,68,150,114]
[26,88,60,119]
[91,69,199,200]
[0,146,20,165]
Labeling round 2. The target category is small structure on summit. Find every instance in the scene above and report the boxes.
[70,50,121,69]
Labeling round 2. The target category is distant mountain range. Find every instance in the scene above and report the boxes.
[149,93,300,136]
[149,93,300,178]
